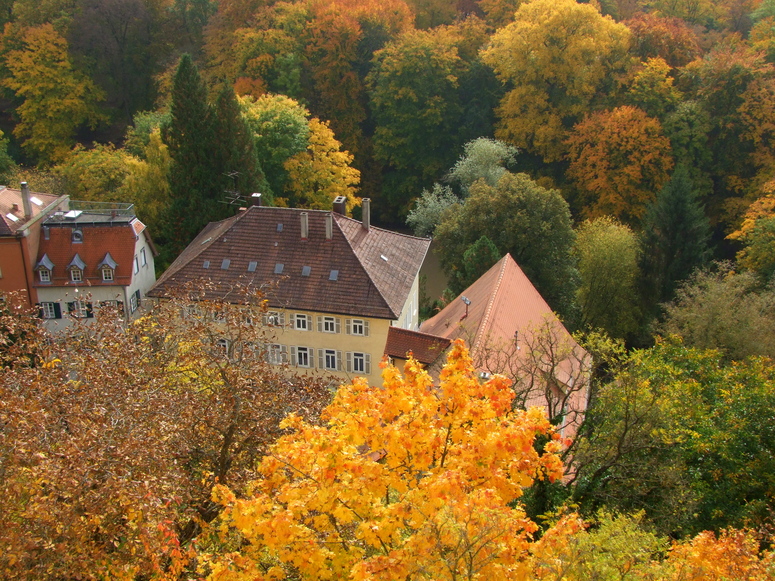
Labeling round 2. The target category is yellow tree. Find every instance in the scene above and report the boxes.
[283,117,361,211]
[481,0,631,163]
[207,340,564,580]
[2,24,104,164]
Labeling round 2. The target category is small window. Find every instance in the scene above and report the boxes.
[140,248,147,266]
[70,268,82,283]
[101,267,114,282]
[347,318,369,336]
[39,269,51,283]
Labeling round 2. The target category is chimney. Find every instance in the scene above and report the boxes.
[362,198,371,232]
[332,195,346,215]
[325,213,333,240]
[21,182,31,219]
[300,212,309,240]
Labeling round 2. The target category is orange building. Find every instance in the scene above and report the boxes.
[0,184,67,307]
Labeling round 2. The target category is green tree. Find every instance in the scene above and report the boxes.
[640,165,711,314]
[2,24,105,164]
[435,173,577,318]
[481,0,632,163]
[162,54,221,262]
[574,217,640,339]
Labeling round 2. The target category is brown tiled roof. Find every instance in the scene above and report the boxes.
[0,188,61,236]
[149,206,430,319]
[384,327,451,365]
[420,254,585,379]
[34,222,140,288]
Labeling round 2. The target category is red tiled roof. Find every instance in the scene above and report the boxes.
[149,206,430,319]
[34,222,140,287]
[0,188,61,236]
[384,327,451,365]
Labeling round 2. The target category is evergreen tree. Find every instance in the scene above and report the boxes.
[163,54,219,263]
[640,165,711,315]
[213,84,269,207]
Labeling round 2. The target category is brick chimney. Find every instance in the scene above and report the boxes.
[362,198,370,232]
[332,195,346,215]
[21,181,31,219]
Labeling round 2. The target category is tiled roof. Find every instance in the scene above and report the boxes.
[420,254,585,380]
[0,188,61,235]
[384,327,451,365]
[149,206,430,319]
[34,222,140,287]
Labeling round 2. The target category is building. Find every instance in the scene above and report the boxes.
[420,254,590,437]
[33,201,157,331]
[148,198,430,386]
[0,183,68,307]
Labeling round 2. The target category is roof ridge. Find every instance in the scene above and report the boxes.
[471,255,509,359]
[332,214,396,317]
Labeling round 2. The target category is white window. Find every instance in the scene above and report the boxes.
[133,256,139,274]
[346,318,369,336]
[293,313,311,331]
[318,348,342,371]
[140,248,147,266]
[39,269,51,283]
[265,311,284,326]
[40,302,60,319]
[267,344,288,365]
[347,352,371,375]
[101,267,114,282]
[68,300,91,318]
[70,268,82,283]
[291,346,313,368]
[318,315,341,333]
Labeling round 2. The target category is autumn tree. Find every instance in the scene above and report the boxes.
[574,217,641,339]
[434,173,577,318]
[283,117,361,211]
[566,106,674,225]
[2,23,105,164]
[482,0,632,163]
[0,287,331,579]
[206,339,564,580]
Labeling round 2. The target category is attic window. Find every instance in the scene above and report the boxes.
[302,266,311,277]
[274,263,284,274]
[203,260,210,269]
[329,269,339,281]
[380,254,388,261]
[221,259,230,270]
[247,261,257,272]
[277,223,283,232]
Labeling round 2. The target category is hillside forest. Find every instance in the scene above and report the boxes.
[3,0,775,578]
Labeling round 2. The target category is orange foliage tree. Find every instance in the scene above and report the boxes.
[566,105,674,225]
[207,339,564,580]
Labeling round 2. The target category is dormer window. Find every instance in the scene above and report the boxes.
[67,253,87,284]
[97,252,118,283]
[35,253,55,283]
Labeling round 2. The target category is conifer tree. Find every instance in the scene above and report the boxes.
[640,165,711,314]
[163,54,219,263]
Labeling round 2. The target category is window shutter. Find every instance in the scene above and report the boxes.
[364,320,370,337]
[335,318,341,334]
[364,354,371,375]
[318,349,324,369]
[317,316,323,332]
[54,303,62,319]
[336,350,343,370]
[346,352,352,373]
[290,346,298,366]
[86,303,94,318]
[345,319,351,335]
